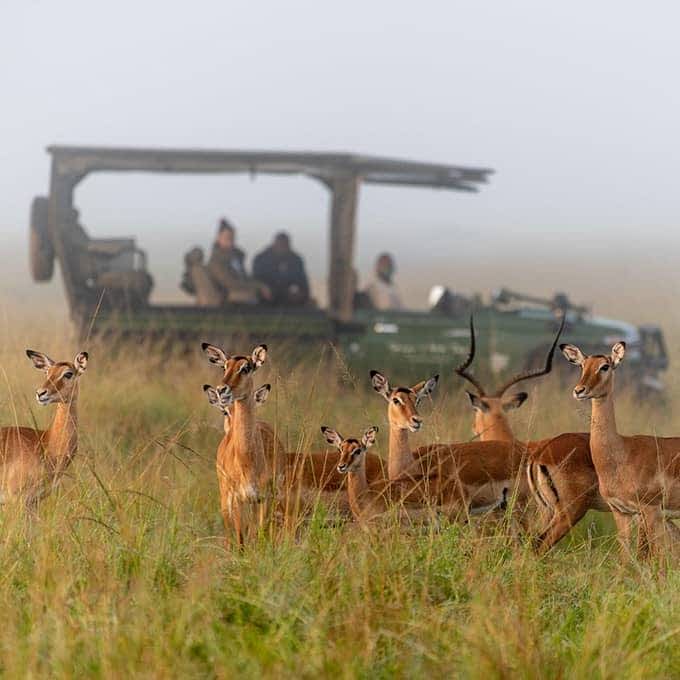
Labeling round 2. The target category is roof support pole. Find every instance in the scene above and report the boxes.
[48,166,80,321]
[328,174,360,322]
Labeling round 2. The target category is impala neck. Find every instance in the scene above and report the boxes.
[347,461,369,517]
[229,396,265,469]
[589,384,625,464]
[222,412,232,436]
[388,426,412,480]
[479,414,515,442]
[46,392,79,466]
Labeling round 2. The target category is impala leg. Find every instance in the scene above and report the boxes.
[232,504,245,548]
[639,506,680,559]
[220,508,233,549]
[220,495,244,550]
[533,500,589,555]
[611,509,637,559]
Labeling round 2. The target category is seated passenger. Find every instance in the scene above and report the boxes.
[253,232,310,306]
[208,218,248,286]
[189,219,269,305]
[365,253,403,311]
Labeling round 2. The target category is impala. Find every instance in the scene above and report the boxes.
[561,341,680,557]
[369,370,439,480]
[0,350,88,508]
[322,425,438,526]
[456,315,565,442]
[455,316,598,551]
[201,342,284,545]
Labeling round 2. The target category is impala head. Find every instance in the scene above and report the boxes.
[561,342,626,400]
[455,315,564,437]
[201,342,268,401]
[26,350,89,405]
[320,426,378,474]
[370,370,438,432]
[203,383,271,415]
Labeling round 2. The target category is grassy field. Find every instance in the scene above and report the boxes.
[0,308,679,679]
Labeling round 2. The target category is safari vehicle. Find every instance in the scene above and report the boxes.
[29,145,667,389]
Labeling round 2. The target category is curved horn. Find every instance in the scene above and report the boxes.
[454,315,487,396]
[493,314,566,397]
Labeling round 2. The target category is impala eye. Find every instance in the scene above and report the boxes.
[63,371,74,380]
[599,364,610,373]
[239,364,251,374]
[392,398,400,405]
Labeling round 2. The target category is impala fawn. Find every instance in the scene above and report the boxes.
[455,316,597,550]
[0,350,88,508]
[322,426,439,526]
[201,342,284,545]
[561,341,680,558]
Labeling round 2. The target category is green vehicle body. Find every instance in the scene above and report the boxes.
[81,303,667,392]
[346,307,667,387]
[28,145,667,390]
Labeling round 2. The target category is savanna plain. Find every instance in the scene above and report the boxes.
[0,289,679,680]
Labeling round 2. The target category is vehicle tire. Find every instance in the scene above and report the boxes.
[29,196,54,282]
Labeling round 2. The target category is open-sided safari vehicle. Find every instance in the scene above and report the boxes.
[29,145,667,388]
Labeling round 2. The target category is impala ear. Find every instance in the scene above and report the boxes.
[201,343,229,367]
[560,344,586,367]
[502,392,528,411]
[370,370,391,400]
[413,374,439,406]
[74,351,89,374]
[251,344,268,369]
[361,426,379,449]
[26,350,55,372]
[204,384,234,412]
[611,342,626,368]
[253,383,271,406]
[321,426,343,449]
[466,391,489,413]
[203,384,220,406]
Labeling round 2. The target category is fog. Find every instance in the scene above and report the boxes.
[2,1,680,318]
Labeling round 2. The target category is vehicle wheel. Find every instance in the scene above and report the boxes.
[29,196,54,282]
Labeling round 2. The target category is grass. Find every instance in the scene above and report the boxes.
[0,310,679,678]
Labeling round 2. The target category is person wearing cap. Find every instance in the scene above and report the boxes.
[253,232,310,306]
[365,253,403,310]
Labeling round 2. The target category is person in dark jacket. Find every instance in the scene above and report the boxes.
[253,232,310,306]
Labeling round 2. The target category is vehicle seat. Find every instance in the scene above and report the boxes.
[82,237,154,308]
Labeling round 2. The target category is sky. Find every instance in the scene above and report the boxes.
[2,0,679,311]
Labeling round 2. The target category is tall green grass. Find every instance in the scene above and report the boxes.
[0,312,678,678]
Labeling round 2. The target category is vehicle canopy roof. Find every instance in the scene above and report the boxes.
[46,145,493,319]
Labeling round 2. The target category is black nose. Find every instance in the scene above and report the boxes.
[574,386,586,395]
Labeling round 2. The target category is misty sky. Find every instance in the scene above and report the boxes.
[2,1,679,308]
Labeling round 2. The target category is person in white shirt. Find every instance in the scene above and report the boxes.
[366,253,403,310]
